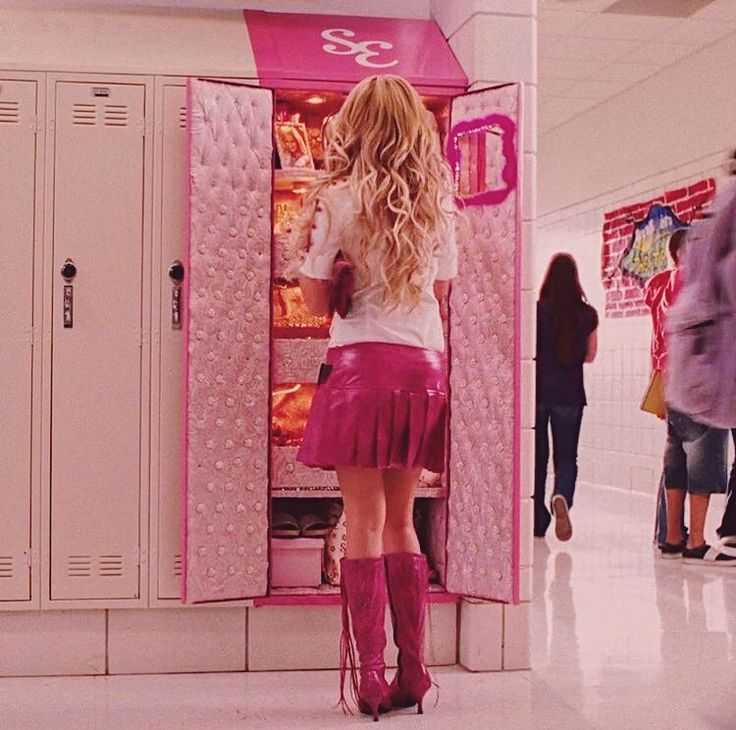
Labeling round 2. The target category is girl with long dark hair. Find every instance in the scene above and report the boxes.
[535,253,598,540]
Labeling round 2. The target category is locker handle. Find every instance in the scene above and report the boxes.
[169,260,184,330]
[61,259,77,281]
[168,260,184,283]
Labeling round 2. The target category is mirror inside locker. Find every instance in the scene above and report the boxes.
[448,111,517,206]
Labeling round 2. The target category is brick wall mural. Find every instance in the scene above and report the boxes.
[601,178,717,318]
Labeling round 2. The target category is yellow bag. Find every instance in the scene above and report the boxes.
[641,371,666,419]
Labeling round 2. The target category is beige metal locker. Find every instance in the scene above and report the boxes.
[154,81,187,600]
[49,81,146,600]
[0,78,39,601]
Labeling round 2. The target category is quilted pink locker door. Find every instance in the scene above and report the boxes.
[183,80,272,603]
[445,84,522,604]
[50,81,146,600]
[0,79,38,601]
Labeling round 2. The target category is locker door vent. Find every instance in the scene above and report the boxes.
[174,554,182,577]
[0,557,13,579]
[99,555,124,577]
[178,107,187,129]
[67,555,93,577]
[73,104,97,126]
[104,104,129,127]
[0,101,20,124]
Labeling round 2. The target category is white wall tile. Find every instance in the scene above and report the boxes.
[521,222,537,291]
[451,14,537,85]
[520,289,536,361]
[0,611,105,676]
[521,362,535,430]
[247,603,455,671]
[425,602,459,666]
[523,83,537,154]
[458,599,503,671]
[248,605,354,671]
[523,152,537,221]
[519,498,533,569]
[503,603,531,670]
[518,565,532,603]
[521,427,535,500]
[432,0,537,39]
[108,608,246,674]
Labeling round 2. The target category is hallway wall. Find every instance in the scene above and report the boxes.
[538,156,730,496]
[537,31,736,495]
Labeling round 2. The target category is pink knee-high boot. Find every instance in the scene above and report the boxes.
[384,552,432,713]
[339,557,392,721]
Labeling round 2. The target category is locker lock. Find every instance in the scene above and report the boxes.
[60,259,77,281]
[169,260,185,283]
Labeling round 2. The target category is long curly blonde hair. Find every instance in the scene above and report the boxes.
[295,75,455,310]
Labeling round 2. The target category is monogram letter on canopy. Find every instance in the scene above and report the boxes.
[321,28,399,69]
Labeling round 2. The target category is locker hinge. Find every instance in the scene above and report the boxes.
[26,551,38,568]
[30,115,42,134]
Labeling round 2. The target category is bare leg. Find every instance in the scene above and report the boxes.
[336,466,386,559]
[688,493,711,549]
[382,467,422,555]
[665,488,686,545]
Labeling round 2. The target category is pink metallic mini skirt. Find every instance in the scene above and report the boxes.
[297,342,448,473]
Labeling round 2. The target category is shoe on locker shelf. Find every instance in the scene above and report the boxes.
[272,512,300,538]
[299,513,331,538]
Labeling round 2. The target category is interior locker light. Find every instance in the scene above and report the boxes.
[305,95,326,105]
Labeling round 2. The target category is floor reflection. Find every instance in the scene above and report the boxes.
[531,485,736,729]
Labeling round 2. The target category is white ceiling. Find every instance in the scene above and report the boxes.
[538,0,736,134]
[8,0,736,136]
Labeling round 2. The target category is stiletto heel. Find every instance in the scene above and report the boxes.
[417,700,424,715]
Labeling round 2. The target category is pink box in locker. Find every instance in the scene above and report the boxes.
[271,538,324,588]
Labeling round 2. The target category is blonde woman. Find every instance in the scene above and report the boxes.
[293,75,457,720]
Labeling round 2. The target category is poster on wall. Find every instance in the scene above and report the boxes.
[601,178,716,318]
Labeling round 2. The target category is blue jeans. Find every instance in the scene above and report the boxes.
[534,403,584,536]
[655,470,687,546]
[655,415,729,545]
[717,429,736,540]
[663,409,728,494]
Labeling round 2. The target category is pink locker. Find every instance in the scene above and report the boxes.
[46,77,152,603]
[0,75,44,604]
[183,75,522,604]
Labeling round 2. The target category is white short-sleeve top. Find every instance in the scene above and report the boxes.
[298,183,458,353]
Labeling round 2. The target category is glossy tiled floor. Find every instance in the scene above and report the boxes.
[3,486,735,729]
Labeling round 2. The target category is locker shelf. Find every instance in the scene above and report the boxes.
[274,169,322,193]
[271,486,448,499]
[258,583,456,607]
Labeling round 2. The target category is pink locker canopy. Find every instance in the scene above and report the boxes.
[183,79,522,605]
[243,10,468,95]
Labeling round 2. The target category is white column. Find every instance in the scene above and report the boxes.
[433,0,537,672]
